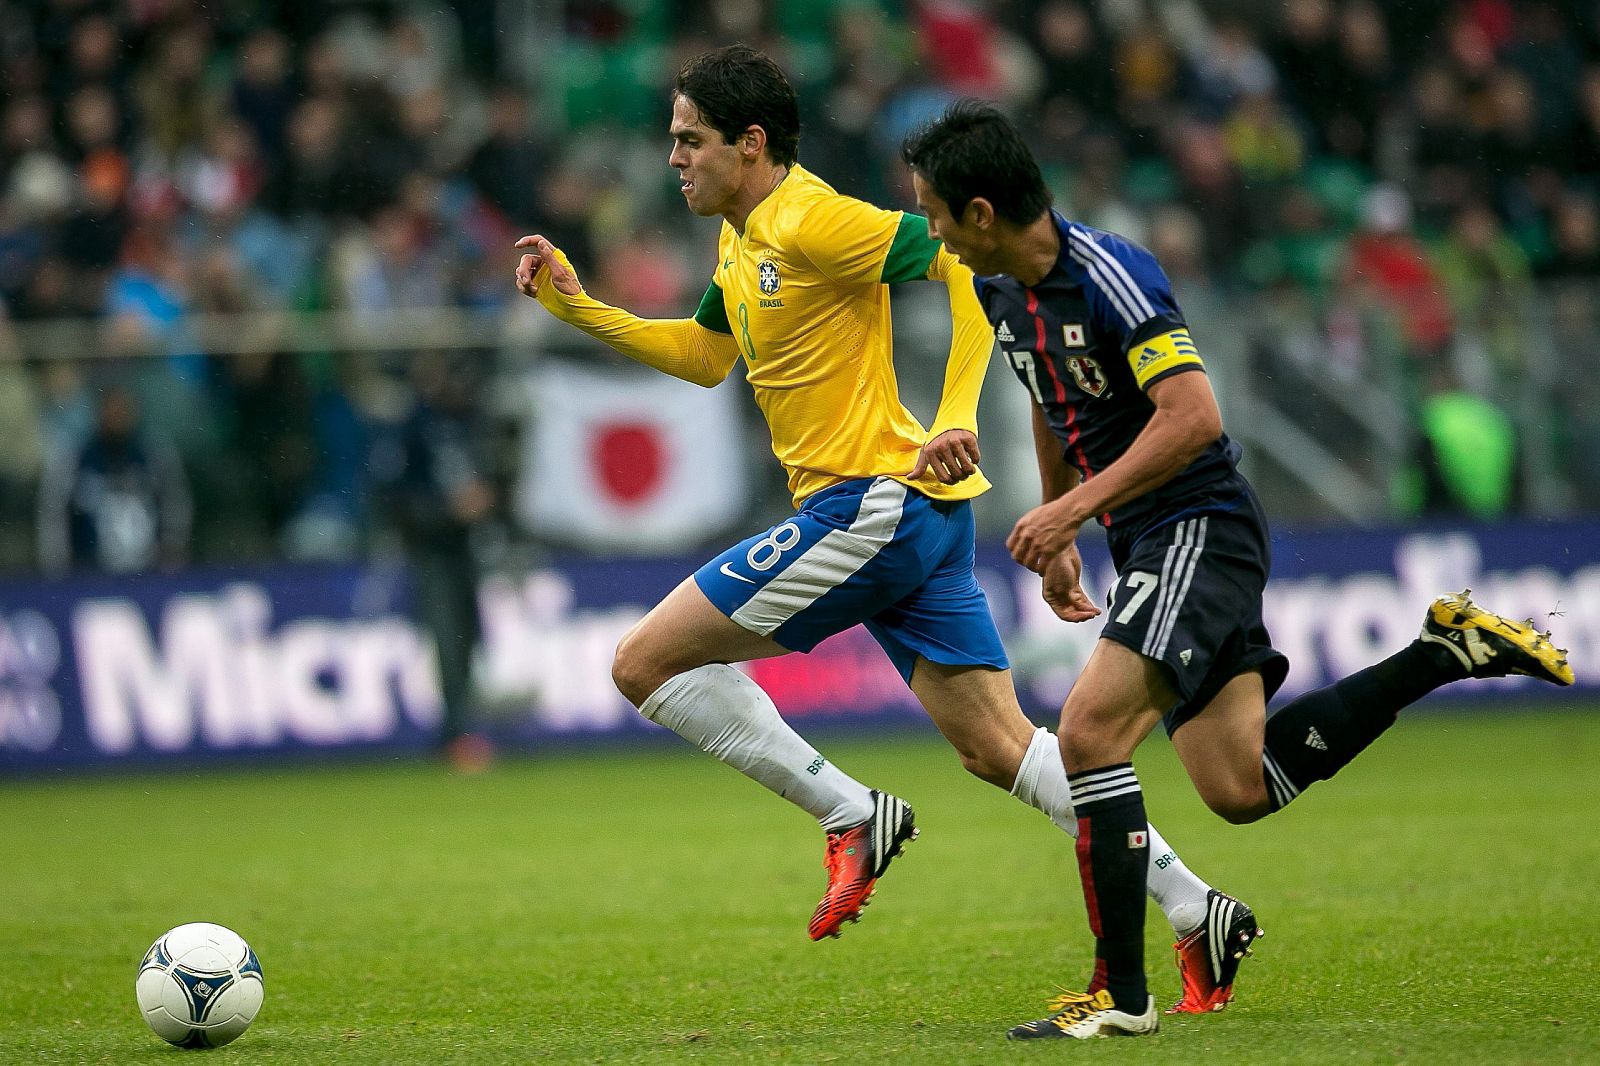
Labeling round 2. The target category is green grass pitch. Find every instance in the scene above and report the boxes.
[3,706,1598,1064]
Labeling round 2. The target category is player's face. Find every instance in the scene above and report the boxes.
[668,94,742,218]
[912,172,999,274]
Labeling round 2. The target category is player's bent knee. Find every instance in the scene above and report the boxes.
[610,632,665,709]
[1060,726,1126,773]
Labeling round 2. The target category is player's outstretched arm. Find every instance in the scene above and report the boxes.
[514,234,582,297]
[512,235,740,388]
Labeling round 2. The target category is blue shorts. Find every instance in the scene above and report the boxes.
[693,477,1010,682]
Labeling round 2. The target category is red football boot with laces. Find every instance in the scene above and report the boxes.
[807,791,916,940]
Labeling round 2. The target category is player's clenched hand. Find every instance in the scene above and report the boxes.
[909,429,980,485]
[1007,497,1082,573]
[1040,544,1100,623]
[513,235,582,298]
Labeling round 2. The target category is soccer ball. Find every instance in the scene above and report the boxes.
[135,923,263,1048]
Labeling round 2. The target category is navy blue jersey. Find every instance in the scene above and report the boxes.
[975,213,1249,533]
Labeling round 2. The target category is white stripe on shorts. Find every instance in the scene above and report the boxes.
[1142,519,1193,657]
[1153,516,1207,658]
[730,478,907,636]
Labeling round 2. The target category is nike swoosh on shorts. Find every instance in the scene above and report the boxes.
[720,563,756,585]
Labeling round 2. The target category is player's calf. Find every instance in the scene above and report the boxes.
[1172,711,1275,825]
[1193,778,1271,826]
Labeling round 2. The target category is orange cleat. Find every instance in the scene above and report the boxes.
[807,791,916,940]
[1167,890,1263,1015]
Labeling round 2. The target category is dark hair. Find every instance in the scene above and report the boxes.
[674,45,800,167]
[901,100,1051,226]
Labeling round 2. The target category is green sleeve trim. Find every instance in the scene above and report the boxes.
[880,213,942,283]
[694,281,733,334]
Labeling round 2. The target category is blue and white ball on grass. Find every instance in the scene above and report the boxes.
[135,923,263,1048]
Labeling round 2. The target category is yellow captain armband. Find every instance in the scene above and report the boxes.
[1128,328,1203,389]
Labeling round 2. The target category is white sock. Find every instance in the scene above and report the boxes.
[1011,727,1213,935]
[1010,726,1078,835]
[639,665,874,831]
[1144,823,1211,936]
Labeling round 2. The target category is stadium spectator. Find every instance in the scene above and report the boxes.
[373,352,495,770]
[1169,120,1252,269]
[1222,90,1304,185]
[1479,67,1558,225]
[220,341,318,548]
[1326,0,1394,163]
[1270,0,1339,117]
[1191,18,1277,121]
[1432,199,1532,384]
[37,380,190,576]
[1415,382,1521,521]
[1032,0,1116,120]
[132,20,216,164]
[1340,184,1453,359]
[1541,192,1600,279]
[55,14,128,109]
[1391,63,1481,224]
[467,86,546,225]
[0,304,44,569]
[1505,1,1583,142]
[261,95,348,220]
[230,28,296,167]
[1566,66,1600,185]
[104,225,204,386]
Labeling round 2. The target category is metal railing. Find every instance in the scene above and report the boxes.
[2,277,1595,575]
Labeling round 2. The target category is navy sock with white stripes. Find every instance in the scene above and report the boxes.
[1261,641,1460,810]
[1068,763,1149,1014]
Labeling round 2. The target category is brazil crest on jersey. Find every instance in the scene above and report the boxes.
[975,213,1248,532]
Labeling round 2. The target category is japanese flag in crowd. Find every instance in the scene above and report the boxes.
[516,361,748,552]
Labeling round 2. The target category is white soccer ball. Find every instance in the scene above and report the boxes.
[135,923,263,1048]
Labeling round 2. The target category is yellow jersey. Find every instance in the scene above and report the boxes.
[536,163,994,507]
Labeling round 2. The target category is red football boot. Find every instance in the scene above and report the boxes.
[1167,890,1263,1014]
[807,791,916,940]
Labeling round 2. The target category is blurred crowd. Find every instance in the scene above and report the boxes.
[3,0,1600,581]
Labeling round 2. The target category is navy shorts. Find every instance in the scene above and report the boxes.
[694,477,1009,682]
[1100,492,1289,735]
